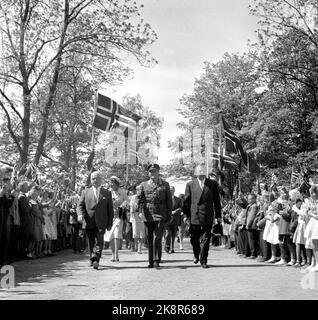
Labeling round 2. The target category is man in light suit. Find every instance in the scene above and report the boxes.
[77,171,113,269]
[184,165,222,268]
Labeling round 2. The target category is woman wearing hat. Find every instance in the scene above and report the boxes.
[104,176,129,261]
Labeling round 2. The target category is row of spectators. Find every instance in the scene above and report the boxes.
[0,166,84,266]
[219,184,318,272]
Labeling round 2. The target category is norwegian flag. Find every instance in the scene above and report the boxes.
[92,93,141,132]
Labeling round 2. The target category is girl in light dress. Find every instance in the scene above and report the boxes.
[264,196,281,263]
[104,176,129,262]
[292,198,307,267]
[303,185,318,272]
[41,190,56,256]
[302,192,314,269]
[129,185,146,254]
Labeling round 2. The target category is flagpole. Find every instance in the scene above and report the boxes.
[290,166,294,191]
[136,120,139,166]
[218,113,223,186]
[91,89,98,152]
[206,129,208,177]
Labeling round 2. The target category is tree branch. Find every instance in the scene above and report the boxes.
[0,101,22,155]
[0,88,23,121]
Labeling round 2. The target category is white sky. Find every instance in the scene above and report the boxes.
[104,0,259,165]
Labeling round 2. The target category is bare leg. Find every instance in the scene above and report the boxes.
[267,244,277,263]
[110,239,115,261]
[309,240,318,270]
[115,238,120,261]
[137,238,142,253]
[27,241,34,258]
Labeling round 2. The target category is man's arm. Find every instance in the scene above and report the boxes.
[183,182,191,219]
[212,181,222,219]
[165,182,172,215]
[76,189,87,223]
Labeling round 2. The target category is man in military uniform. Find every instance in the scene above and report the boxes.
[140,164,172,268]
[184,165,222,268]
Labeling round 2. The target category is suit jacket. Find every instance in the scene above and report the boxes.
[246,203,259,229]
[77,186,113,230]
[167,196,183,226]
[183,178,221,226]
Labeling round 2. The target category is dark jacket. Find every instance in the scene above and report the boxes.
[140,178,172,222]
[77,186,113,230]
[167,196,183,226]
[184,178,221,226]
[246,203,259,229]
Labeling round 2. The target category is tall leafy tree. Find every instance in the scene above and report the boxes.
[0,0,157,165]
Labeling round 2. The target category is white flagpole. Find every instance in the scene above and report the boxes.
[91,89,98,151]
[218,113,223,186]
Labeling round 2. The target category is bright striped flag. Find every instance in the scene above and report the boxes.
[92,93,141,132]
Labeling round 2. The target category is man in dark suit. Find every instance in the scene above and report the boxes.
[140,164,172,268]
[77,171,113,269]
[245,194,259,259]
[184,165,222,268]
[164,186,182,254]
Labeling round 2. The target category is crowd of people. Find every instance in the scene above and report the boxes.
[217,183,318,272]
[0,165,88,266]
[2,162,318,273]
[0,165,189,268]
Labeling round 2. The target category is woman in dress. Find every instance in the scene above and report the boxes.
[303,190,315,269]
[292,198,307,267]
[266,197,281,263]
[130,185,146,254]
[28,187,45,258]
[40,190,56,256]
[104,176,129,261]
[304,185,318,272]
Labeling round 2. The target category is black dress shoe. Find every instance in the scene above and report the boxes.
[148,264,154,268]
[193,257,199,264]
[201,263,209,268]
[153,261,160,268]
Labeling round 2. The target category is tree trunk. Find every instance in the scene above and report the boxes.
[34,0,70,165]
[21,88,31,164]
[71,143,77,191]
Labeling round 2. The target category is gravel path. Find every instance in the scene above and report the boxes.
[1,239,318,300]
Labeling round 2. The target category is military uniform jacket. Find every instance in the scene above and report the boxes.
[140,178,172,222]
[184,178,221,225]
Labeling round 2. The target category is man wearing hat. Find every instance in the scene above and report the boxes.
[140,164,172,268]
[77,171,114,269]
[183,164,222,268]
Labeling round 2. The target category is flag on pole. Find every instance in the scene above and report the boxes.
[291,170,300,184]
[270,172,278,192]
[221,116,248,167]
[210,151,238,170]
[92,93,141,132]
[299,170,311,196]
